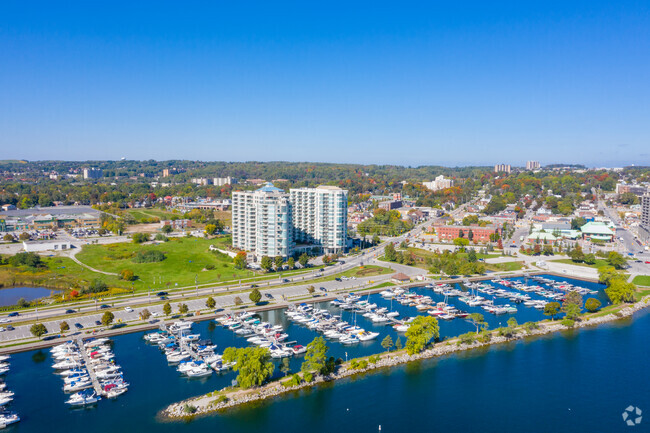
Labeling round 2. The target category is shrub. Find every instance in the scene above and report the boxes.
[9,252,44,268]
[183,404,197,414]
[585,298,602,313]
[205,264,215,270]
[349,360,359,369]
[154,233,169,242]
[478,331,492,343]
[119,269,136,281]
[457,332,476,346]
[282,373,302,388]
[132,250,166,263]
[357,360,368,370]
[303,371,313,383]
[561,318,575,328]
[83,279,108,294]
[132,233,150,244]
[523,322,539,333]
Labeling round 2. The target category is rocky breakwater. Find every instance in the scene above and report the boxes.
[162,294,650,420]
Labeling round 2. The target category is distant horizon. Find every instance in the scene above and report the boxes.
[0,158,644,170]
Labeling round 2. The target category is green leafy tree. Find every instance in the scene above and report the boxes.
[306,285,315,295]
[301,336,329,375]
[249,288,262,304]
[30,323,47,338]
[372,234,380,245]
[467,313,486,334]
[395,336,403,350]
[222,347,275,389]
[562,291,583,320]
[544,301,561,320]
[205,297,216,309]
[120,269,136,281]
[605,279,636,304]
[467,249,477,263]
[384,243,397,261]
[131,232,150,244]
[280,357,291,376]
[381,335,394,351]
[298,253,309,268]
[233,251,247,270]
[405,316,440,355]
[274,256,284,270]
[585,298,602,312]
[139,308,151,320]
[583,253,596,265]
[287,257,295,269]
[101,311,115,327]
[234,296,243,306]
[606,251,626,270]
[163,302,172,316]
[161,224,173,234]
[204,224,218,236]
[260,256,273,272]
[569,246,585,262]
[453,237,470,247]
[178,303,189,314]
[59,321,70,333]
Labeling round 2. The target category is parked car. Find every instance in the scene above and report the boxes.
[95,320,102,326]
[319,287,327,292]
[265,293,273,299]
[124,307,134,313]
[74,323,83,329]
[6,326,14,331]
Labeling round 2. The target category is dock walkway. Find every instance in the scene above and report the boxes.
[75,337,103,395]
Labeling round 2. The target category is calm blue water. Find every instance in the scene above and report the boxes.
[0,287,59,307]
[3,275,647,432]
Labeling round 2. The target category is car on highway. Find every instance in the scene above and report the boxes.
[65,309,76,314]
[124,307,134,313]
[0,327,5,332]
[7,312,19,317]
[156,292,168,297]
[74,323,83,329]
[318,268,325,272]
[100,304,111,309]
[0,318,10,324]
[282,279,289,283]
[251,284,259,288]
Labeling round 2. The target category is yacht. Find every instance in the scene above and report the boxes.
[66,390,100,406]
[0,411,19,426]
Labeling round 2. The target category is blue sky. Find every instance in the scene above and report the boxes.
[1,1,649,167]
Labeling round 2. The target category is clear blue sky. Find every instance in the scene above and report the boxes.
[1,1,649,167]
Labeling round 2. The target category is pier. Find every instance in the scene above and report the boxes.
[75,338,103,395]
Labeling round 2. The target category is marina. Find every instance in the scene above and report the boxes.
[0,275,640,432]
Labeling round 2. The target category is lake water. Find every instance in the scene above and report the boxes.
[3,275,648,432]
[0,287,59,307]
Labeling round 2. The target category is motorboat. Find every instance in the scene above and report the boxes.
[186,367,212,378]
[0,411,19,426]
[66,390,100,406]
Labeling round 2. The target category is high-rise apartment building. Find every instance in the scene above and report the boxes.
[231,184,293,259]
[526,161,540,170]
[494,164,511,174]
[214,177,235,186]
[232,184,348,259]
[641,192,650,229]
[83,168,103,180]
[423,175,453,191]
[290,186,348,254]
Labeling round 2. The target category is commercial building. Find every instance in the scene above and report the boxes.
[232,184,348,259]
[23,240,71,252]
[580,221,615,242]
[616,183,648,196]
[232,184,293,259]
[290,186,347,255]
[213,177,235,186]
[422,175,454,191]
[378,200,402,210]
[526,161,540,170]
[434,225,499,243]
[83,168,103,180]
[0,206,102,232]
[494,164,511,174]
[191,178,210,186]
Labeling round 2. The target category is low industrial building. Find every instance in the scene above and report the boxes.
[23,240,71,252]
[0,206,102,232]
[580,221,615,242]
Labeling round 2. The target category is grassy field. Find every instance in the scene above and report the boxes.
[632,275,650,287]
[75,237,256,291]
[119,208,232,226]
[551,258,610,269]
[485,261,525,272]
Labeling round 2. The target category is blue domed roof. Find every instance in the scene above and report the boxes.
[258,182,284,193]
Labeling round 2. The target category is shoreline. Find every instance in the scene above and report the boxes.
[160,293,650,420]
[0,270,606,354]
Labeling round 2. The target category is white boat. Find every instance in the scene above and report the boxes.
[0,412,19,426]
[358,331,379,341]
[186,367,212,378]
[63,380,93,393]
[0,396,13,405]
[105,387,128,398]
[66,390,100,406]
[0,355,10,362]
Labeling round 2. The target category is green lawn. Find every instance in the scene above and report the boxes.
[485,261,524,272]
[632,275,650,287]
[75,237,256,291]
[551,258,610,269]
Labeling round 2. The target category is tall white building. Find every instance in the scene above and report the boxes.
[494,164,511,174]
[641,192,650,229]
[232,184,347,259]
[423,175,453,191]
[290,186,348,254]
[214,177,235,186]
[231,184,293,259]
[83,168,103,180]
[526,161,540,170]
